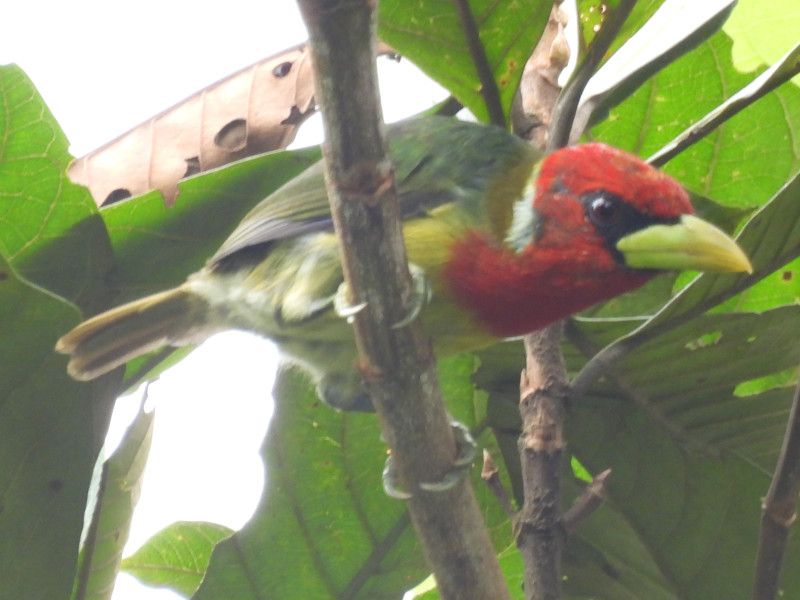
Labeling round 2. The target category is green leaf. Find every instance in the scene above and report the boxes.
[577,0,666,55]
[0,254,117,600]
[72,403,154,600]
[378,0,551,123]
[0,65,113,313]
[194,355,508,600]
[102,147,320,303]
[723,0,800,78]
[574,2,735,138]
[649,42,800,167]
[122,521,233,597]
[591,29,800,208]
[193,368,424,599]
[0,65,118,600]
[566,306,800,598]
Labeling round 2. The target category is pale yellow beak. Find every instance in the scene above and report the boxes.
[616,214,753,274]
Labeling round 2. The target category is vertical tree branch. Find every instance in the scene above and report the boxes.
[511,5,573,598]
[517,325,569,600]
[296,1,510,598]
[514,3,638,597]
[752,373,800,600]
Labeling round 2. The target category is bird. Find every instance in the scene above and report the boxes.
[56,116,752,411]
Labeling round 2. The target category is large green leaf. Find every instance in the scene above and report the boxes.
[649,42,800,167]
[0,255,117,600]
[0,66,117,600]
[192,368,425,600]
[574,1,736,138]
[122,521,233,597]
[378,0,551,123]
[190,354,509,600]
[723,0,800,79]
[0,65,113,313]
[71,403,154,600]
[566,306,800,599]
[591,29,800,209]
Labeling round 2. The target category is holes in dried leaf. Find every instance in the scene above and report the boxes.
[782,270,793,281]
[272,61,293,78]
[214,118,248,152]
[184,156,201,178]
[102,188,132,206]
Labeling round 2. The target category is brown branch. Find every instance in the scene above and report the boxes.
[452,0,506,126]
[547,0,637,150]
[512,3,569,146]
[513,5,638,597]
[482,449,517,519]
[752,373,800,600]
[563,469,611,535]
[517,325,569,600]
[511,4,574,598]
[296,1,510,599]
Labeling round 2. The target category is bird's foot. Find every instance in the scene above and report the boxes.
[382,420,477,499]
[333,282,367,323]
[392,263,432,329]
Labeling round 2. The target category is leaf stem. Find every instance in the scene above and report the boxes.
[452,0,506,126]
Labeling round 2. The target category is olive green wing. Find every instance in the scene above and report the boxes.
[210,116,536,266]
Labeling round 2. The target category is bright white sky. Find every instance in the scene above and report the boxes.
[3,2,446,599]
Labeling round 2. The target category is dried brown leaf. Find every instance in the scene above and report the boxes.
[70,44,316,206]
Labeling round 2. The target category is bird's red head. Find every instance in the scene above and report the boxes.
[444,144,699,337]
[531,144,694,266]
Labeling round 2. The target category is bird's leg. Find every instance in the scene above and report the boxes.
[382,419,477,499]
[333,281,367,323]
[392,263,432,329]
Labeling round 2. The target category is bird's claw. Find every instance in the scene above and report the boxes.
[382,455,414,500]
[382,420,477,499]
[334,282,367,323]
[392,263,432,329]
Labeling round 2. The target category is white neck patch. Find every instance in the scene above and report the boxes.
[504,176,537,253]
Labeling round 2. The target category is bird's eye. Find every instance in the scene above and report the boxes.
[587,194,620,226]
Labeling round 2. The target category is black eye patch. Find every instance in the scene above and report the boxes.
[581,191,679,263]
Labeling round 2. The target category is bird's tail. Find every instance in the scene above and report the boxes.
[55,286,210,381]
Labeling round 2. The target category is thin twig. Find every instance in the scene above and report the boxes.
[752,372,800,599]
[650,43,800,167]
[482,449,517,519]
[563,469,611,535]
[547,0,637,151]
[452,0,506,126]
[296,2,510,599]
